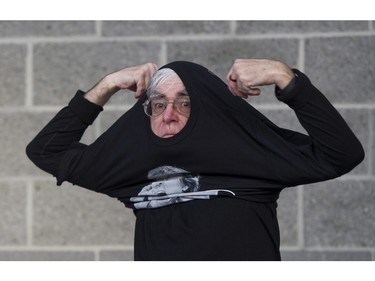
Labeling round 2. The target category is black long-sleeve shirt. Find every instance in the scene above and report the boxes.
[26,61,364,260]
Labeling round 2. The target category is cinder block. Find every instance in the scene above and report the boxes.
[281,250,372,261]
[167,39,299,80]
[33,180,135,246]
[0,21,96,37]
[372,109,375,176]
[0,182,27,245]
[1,19,373,262]
[236,20,369,34]
[0,111,95,177]
[0,250,94,261]
[33,41,161,106]
[336,108,369,175]
[99,110,128,134]
[99,250,133,261]
[278,187,298,246]
[0,44,26,106]
[166,39,299,104]
[1,111,52,176]
[260,108,307,134]
[305,36,375,103]
[304,180,375,247]
[102,21,230,36]
[262,108,368,176]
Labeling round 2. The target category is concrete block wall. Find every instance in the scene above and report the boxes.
[0,20,374,261]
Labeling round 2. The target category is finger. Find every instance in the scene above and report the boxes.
[247,87,261,96]
[146,63,158,78]
[134,64,157,98]
[228,85,249,99]
[151,63,158,73]
[229,81,261,98]
[135,78,147,99]
[228,78,252,98]
[227,80,241,96]
[144,63,158,86]
[226,69,237,83]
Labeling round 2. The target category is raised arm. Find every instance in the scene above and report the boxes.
[226,58,364,184]
[84,63,157,106]
[26,63,157,182]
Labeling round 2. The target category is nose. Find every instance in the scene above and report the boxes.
[162,103,178,122]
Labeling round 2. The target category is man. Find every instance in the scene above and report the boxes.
[26,59,364,260]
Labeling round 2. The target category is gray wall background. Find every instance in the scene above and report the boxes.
[0,20,374,261]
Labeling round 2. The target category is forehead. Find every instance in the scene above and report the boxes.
[154,76,186,98]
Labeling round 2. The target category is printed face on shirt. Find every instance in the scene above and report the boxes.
[150,76,190,138]
[139,177,184,196]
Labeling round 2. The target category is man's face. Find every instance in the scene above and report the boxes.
[150,76,190,138]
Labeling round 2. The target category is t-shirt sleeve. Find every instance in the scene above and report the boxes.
[26,90,103,184]
[269,69,364,183]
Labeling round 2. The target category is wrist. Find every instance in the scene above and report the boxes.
[84,75,119,106]
[275,74,294,89]
[272,61,294,90]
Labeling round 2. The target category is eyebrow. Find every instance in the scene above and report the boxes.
[150,90,189,99]
[178,91,189,97]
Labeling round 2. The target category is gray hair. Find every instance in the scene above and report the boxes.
[146,68,180,99]
[147,165,189,180]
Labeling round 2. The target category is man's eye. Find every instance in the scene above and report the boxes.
[152,102,165,109]
[180,100,191,107]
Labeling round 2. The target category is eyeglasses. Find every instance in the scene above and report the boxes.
[143,95,191,117]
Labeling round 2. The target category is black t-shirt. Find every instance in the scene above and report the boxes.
[26,61,364,260]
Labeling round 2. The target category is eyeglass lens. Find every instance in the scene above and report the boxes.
[144,96,191,117]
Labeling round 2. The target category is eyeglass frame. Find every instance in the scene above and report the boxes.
[142,93,191,117]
